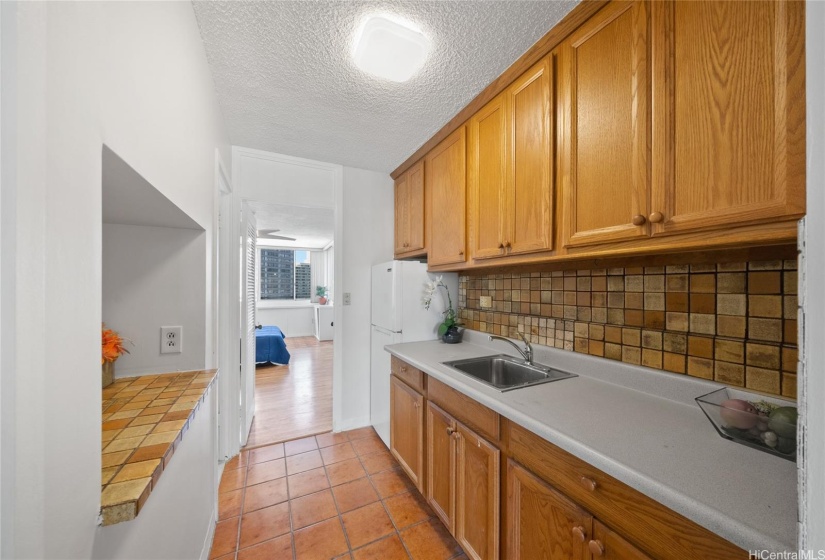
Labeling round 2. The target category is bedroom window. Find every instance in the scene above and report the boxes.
[259,249,312,301]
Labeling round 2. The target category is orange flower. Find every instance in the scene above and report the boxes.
[102,325,131,364]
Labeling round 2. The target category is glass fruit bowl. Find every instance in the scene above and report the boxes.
[695,387,797,461]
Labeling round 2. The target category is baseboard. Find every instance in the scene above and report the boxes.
[334,415,371,433]
[200,506,217,560]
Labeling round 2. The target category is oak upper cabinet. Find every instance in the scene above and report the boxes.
[469,56,554,260]
[588,520,653,560]
[559,0,650,248]
[426,401,500,560]
[394,160,426,257]
[506,460,592,560]
[389,375,425,492]
[426,127,467,267]
[649,0,805,236]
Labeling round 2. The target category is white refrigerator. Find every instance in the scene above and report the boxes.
[370,260,457,446]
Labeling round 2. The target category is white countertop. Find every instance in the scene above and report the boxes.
[385,330,797,552]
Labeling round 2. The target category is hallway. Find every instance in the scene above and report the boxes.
[211,428,465,560]
[245,337,333,449]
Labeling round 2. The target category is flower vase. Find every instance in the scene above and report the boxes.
[319,296,328,305]
[442,327,463,344]
[102,361,114,388]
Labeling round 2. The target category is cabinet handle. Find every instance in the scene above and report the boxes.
[649,211,664,224]
[580,476,597,492]
[413,401,420,409]
[505,241,511,250]
[571,526,586,543]
[458,250,464,256]
[446,427,455,435]
[400,366,407,373]
[588,540,605,557]
[631,214,646,226]
[498,243,504,250]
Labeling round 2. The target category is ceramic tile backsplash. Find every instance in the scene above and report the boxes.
[458,260,798,398]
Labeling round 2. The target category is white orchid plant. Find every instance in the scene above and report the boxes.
[422,275,462,337]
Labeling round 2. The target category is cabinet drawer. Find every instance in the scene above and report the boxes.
[505,423,746,560]
[391,356,426,393]
[427,377,499,442]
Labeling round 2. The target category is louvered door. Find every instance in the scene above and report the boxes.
[240,205,257,445]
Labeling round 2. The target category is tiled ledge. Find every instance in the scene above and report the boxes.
[100,369,217,526]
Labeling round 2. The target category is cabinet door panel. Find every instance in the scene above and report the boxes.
[509,56,554,256]
[507,460,592,560]
[650,0,805,235]
[407,161,425,252]
[390,376,424,491]
[427,127,467,266]
[469,95,507,260]
[426,402,456,533]
[561,0,649,247]
[394,173,409,254]
[455,423,500,560]
[590,520,653,560]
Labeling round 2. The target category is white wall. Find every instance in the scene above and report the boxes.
[802,0,825,551]
[102,224,207,377]
[91,386,217,560]
[333,167,394,430]
[257,306,315,337]
[4,1,230,557]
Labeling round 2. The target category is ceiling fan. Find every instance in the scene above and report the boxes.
[258,229,296,241]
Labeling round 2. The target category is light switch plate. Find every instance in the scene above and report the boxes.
[343,293,352,305]
[480,295,492,308]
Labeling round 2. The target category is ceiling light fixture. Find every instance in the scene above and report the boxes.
[353,15,430,83]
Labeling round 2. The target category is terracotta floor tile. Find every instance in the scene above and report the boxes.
[218,488,243,521]
[341,502,395,549]
[127,443,171,464]
[320,442,357,465]
[352,534,410,560]
[239,502,291,549]
[243,477,289,513]
[224,450,248,472]
[315,432,350,448]
[352,437,388,457]
[384,491,433,529]
[360,452,397,475]
[249,443,285,464]
[400,518,462,560]
[288,467,330,498]
[345,427,377,441]
[209,516,240,559]
[371,468,414,499]
[219,466,247,494]
[326,458,367,487]
[286,450,324,475]
[331,477,379,513]
[237,534,293,560]
[285,436,319,457]
[293,517,349,560]
[246,458,286,486]
[290,489,338,530]
[212,554,235,560]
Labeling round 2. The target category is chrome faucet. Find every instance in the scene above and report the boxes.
[489,332,533,365]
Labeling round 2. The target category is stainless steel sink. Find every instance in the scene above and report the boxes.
[442,354,576,392]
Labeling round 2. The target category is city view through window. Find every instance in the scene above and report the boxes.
[260,249,312,300]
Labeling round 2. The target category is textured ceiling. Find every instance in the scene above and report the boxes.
[249,201,334,249]
[193,1,578,172]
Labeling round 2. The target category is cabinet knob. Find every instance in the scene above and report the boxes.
[446,427,455,435]
[588,540,605,557]
[580,476,597,492]
[631,214,646,226]
[505,241,511,249]
[400,366,407,372]
[458,250,464,256]
[649,211,664,224]
[571,526,586,543]
[498,243,504,250]
[413,401,420,409]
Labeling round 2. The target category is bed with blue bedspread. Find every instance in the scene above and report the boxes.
[255,326,290,365]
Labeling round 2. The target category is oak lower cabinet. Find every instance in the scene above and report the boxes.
[426,401,500,560]
[389,375,425,492]
[590,520,653,560]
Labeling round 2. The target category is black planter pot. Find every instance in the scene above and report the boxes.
[441,327,464,344]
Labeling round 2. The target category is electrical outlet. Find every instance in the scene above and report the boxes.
[343,293,351,305]
[160,326,182,354]
[480,295,492,309]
